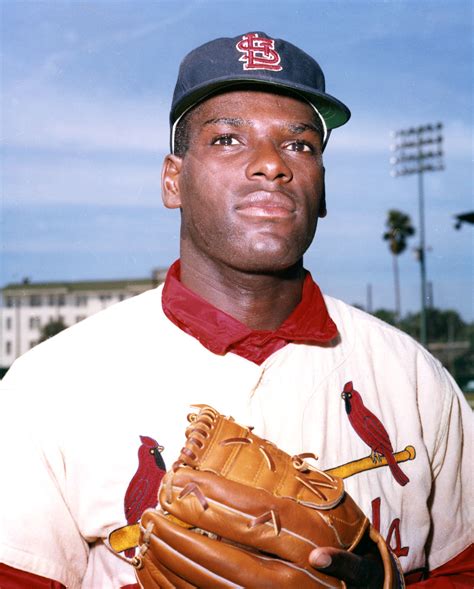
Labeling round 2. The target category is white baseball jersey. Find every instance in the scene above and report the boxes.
[0,285,471,588]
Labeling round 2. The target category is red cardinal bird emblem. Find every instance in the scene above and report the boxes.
[123,435,166,557]
[341,382,409,486]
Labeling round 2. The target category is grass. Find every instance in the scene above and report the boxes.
[464,392,474,410]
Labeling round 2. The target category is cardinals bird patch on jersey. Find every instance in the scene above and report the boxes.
[122,436,166,557]
[341,381,410,486]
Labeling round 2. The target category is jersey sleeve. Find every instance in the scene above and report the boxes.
[416,359,472,572]
[407,544,474,586]
[0,380,89,589]
[0,563,66,589]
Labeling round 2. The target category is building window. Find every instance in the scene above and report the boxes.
[48,295,56,306]
[5,296,15,308]
[5,317,12,330]
[29,295,42,307]
[75,295,88,307]
[5,341,12,354]
[99,294,112,302]
[57,294,66,306]
[29,316,41,329]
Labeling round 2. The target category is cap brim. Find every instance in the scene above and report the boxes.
[170,75,351,130]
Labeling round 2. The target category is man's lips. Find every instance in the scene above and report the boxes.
[235,191,296,219]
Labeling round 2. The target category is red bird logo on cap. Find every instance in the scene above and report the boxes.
[341,382,409,486]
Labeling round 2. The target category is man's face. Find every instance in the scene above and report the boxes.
[162,89,326,274]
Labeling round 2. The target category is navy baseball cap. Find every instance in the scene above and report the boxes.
[170,31,350,152]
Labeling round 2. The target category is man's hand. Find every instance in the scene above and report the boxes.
[310,546,386,589]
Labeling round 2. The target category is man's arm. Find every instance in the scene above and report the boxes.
[0,377,89,587]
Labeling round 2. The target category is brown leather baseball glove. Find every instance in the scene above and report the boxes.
[133,405,402,588]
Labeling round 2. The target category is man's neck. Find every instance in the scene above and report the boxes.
[179,255,305,331]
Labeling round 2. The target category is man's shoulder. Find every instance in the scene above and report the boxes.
[323,294,435,359]
[2,285,168,386]
[321,295,465,408]
[42,284,163,343]
[324,294,405,335]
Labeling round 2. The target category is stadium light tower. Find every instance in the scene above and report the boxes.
[390,123,444,346]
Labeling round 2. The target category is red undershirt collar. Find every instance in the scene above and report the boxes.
[162,260,338,365]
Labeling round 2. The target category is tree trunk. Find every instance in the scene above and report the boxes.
[392,253,401,324]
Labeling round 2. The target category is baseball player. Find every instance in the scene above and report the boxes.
[0,32,472,588]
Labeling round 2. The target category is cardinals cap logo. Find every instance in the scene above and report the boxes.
[236,33,283,71]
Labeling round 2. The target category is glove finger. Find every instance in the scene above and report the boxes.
[155,563,197,589]
[369,526,403,589]
[160,468,367,565]
[135,556,175,589]
[140,510,343,589]
[136,550,197,589]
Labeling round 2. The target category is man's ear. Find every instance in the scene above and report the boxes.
[318,166,327,218]
[162,154,183,209]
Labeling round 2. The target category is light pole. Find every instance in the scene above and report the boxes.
[390,123,444,345]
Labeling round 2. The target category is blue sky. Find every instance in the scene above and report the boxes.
[1,0,473,320]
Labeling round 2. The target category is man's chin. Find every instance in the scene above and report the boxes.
[226,251,304,275]
[242,236,309,271]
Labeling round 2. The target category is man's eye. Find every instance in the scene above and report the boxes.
[285,140,313,152]
[212,135,239,146]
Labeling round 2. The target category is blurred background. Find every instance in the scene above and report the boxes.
[1,0,472,391]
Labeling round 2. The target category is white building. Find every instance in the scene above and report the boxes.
[0,270,167,371]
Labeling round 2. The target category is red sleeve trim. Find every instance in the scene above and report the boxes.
[406,544,474,587]
[0,563,65,589]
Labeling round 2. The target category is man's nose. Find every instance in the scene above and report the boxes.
[245,141,292,183]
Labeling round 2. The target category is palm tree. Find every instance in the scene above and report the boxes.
[383,210,415,323]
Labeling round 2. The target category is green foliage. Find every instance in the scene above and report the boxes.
[38,319,68,343]
[399,308,469,342]
[372,309,398,326]
[370,307,474,388]
[383,209,415,255]
[454,347,474,390]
